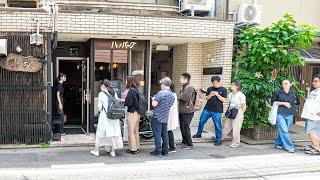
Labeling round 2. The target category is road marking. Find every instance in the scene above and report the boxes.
[51,163,105,169]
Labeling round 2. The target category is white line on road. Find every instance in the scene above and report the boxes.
[51,163,106,169]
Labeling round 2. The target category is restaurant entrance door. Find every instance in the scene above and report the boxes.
[56,57,90,134]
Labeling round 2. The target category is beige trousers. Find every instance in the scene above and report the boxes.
[127,111,140,151]
[223,109,244,145]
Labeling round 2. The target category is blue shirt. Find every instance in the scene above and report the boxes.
[154,89,174,123]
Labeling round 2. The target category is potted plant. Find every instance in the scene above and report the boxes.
[234,14,316,140]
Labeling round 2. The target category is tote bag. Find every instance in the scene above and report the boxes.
[268,103,278,125]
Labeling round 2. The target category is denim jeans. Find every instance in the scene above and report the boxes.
[196,109,222,142]
[275,114,294,150]
[151,118,169,155]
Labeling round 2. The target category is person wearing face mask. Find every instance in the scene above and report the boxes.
[91,79,123,157]
[302,75,320,155]
[271,79,299,153]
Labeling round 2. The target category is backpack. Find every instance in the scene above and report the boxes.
[102,91,125,120]
[134,89,148,117]
[193,89,203,111]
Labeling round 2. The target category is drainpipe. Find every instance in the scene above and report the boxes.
[147,41,152,111]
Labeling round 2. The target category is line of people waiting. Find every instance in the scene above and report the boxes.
[89,73,320,157]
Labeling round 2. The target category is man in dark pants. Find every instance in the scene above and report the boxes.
[150,77,175,157]
[178,73,196,150]
[56,73,67,136]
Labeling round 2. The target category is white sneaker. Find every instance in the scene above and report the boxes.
[110,151,116,157]
[90,150,99,157]
[229,144,239,148]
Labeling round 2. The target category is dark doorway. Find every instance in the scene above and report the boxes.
[59,60,83,126]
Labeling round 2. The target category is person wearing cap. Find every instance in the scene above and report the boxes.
[150,77,175,158]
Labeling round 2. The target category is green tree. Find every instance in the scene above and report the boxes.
[234,14,316,128]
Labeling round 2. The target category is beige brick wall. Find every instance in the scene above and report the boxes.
[0,9,52,32]
[172,39,233,132]
[0,8,233,39]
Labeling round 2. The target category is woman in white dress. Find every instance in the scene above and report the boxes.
[168,84,179,153]
[91,79,123,157]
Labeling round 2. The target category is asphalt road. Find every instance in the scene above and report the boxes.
[0,143,320,180]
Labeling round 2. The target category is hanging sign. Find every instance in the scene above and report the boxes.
[30,33,44,46]
[0,54,42,72]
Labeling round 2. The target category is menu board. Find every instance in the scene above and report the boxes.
[109,80,122,98]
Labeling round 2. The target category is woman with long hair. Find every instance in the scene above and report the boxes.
[124,75,141,154]
[91,79,123,157]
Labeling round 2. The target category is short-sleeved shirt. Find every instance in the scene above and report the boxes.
[154,89,175,123]
[204,86,228,113]
[229,91,246,108]
[271,89,299,116]
[302,88,320,121]
[56,82,64,96]
[56,82,64,104]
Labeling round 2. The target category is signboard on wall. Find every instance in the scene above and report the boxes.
[111,41,137,49]
[0,54,42,72]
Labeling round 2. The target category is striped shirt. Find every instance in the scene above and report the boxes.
[154,89,174,123]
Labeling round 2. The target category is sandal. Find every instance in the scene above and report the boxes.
[303,145,313,151]
[305,146,320,155]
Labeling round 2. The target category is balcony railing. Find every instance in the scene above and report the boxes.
[0,0,230,21]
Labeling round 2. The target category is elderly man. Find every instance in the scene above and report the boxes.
[150,77,175,157]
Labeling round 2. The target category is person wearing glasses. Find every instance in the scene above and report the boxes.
[302,75,320,155]
[271,79,299,153]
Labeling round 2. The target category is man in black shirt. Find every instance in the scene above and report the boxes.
[193,76,227,146]
[56,73,67,135]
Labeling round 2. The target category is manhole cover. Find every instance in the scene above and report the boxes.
[209,154,226,159]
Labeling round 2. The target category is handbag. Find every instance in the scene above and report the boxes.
[268,103,278,125]
[225,106,239,119]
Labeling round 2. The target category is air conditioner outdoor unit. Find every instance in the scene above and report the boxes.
[237,4,262,25]
[0,39,7,56]
[179,0,215,13]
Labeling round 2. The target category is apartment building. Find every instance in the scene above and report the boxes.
[0,0,234,143]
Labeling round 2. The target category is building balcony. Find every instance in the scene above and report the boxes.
[1,0,230,21]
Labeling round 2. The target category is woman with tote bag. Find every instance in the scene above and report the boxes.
[271,79,299,153]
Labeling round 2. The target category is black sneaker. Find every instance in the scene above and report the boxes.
[150,151,163,158]
[192,134,202,138]
[168,148,176,153]
[214,141,222,146]
[126,149,139,154]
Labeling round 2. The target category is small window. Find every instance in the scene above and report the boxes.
[7,0,39,8]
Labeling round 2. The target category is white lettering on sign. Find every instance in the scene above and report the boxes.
[111,41,137,49]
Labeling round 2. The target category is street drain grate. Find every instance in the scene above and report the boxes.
[209,154,226,159]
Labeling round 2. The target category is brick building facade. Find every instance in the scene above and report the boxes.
[0,0,233,143]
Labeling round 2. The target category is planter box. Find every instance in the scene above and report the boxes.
[241,125,278,141]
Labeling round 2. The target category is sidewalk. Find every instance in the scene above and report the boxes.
[0,125,309,149]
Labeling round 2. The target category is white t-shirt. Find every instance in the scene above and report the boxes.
[301,88,320,121]
[228,91,246,108]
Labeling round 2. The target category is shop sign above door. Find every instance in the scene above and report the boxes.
[111,41,137,49]
[0,54,42,72]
